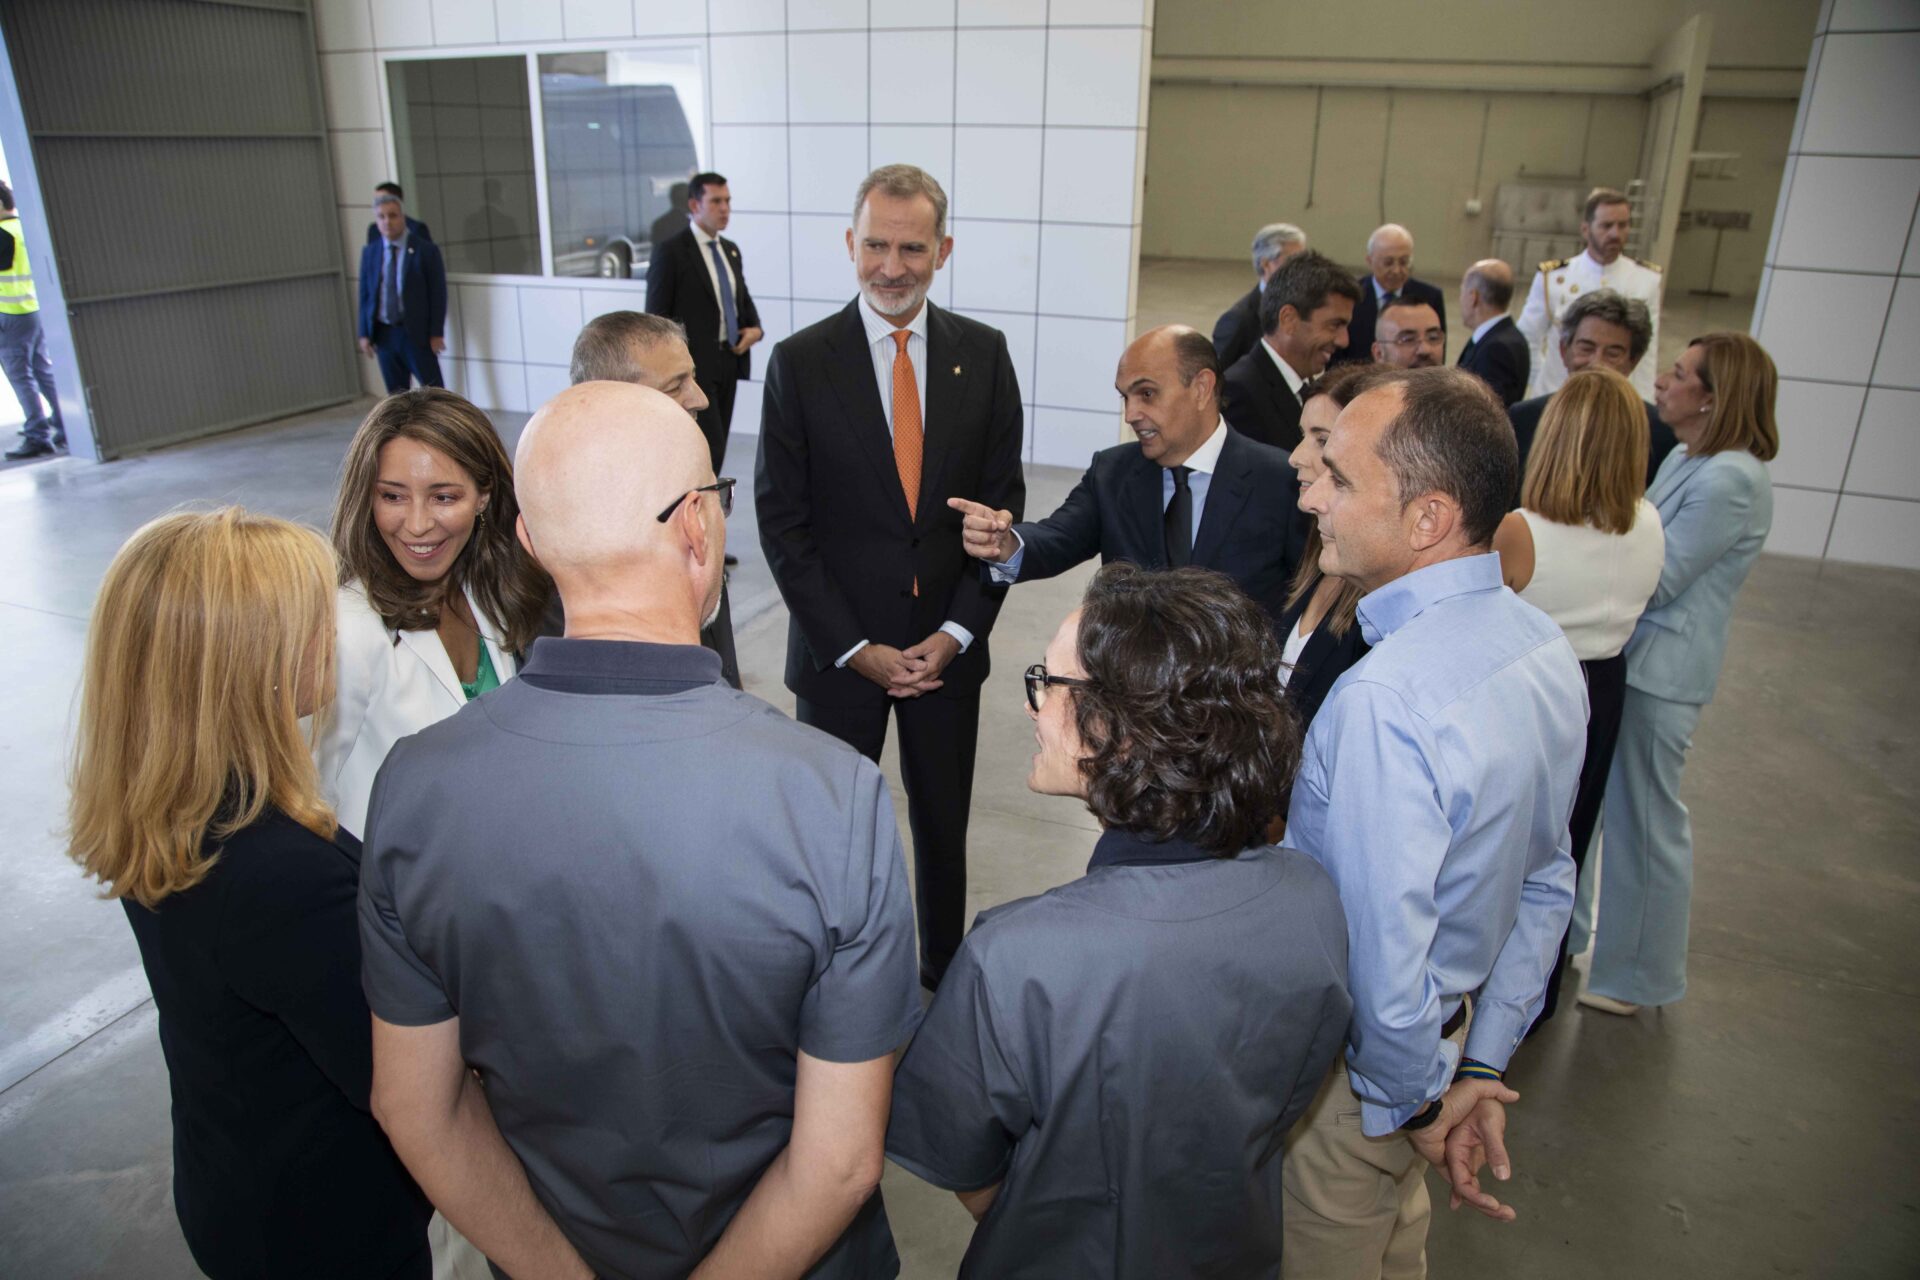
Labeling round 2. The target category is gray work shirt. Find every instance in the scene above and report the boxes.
[885,830,1352,1279]
[358,638,921,1280]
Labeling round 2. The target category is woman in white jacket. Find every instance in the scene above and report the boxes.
[317,388,553,1280]
[317,388,553,839]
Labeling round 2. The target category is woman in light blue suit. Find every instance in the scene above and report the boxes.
[1578,332,1778,1014]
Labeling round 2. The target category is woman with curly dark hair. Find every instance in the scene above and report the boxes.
[885,563,1353,1279]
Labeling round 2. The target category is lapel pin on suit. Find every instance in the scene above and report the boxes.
[953,365,962,375]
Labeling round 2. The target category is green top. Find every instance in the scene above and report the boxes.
[461,640,500,701]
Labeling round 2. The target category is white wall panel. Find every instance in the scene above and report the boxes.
[1030,404,1122,468]
[1826,493,1920,567]
[1044,27,1146,129]
[1040,127,1141,225]
[1771,377,1867,490]
[371,0,436,50]
[524,361,571,410]
[955,28,1046,126]
[951,220,1040,314]
[1842,387,1920,499]
[789,0,866,30]
[1034,315,1128,412]
[459,283,525,363]
[713,125,791,211]
[1050,0,1151,24]
[790,297,848,330]
[882,0,958,27]
[320,52,382,131]
[711,34,788,124]
[580,285,649,323]
[314,0,373,52]
[953,127,1043,221]
[869,32,956,126]
[433,0,497,44]
[1798,33,1920,156]
[1754,270,1895,384]
[1039,223,1134,319]
[329,129,388,208]
[728,211,794,302]
[633,0,708,37]
[1771,156,1920,273]
[518,287,585,368]
[562,0,634,40]
[957,0,1047,26]
[789,125,872,213]
[791,214,855,299]
[1873,277,1920,387]
[708,0,786,34]
[869,125,953,204]
[1764,486,1839,557]
[496,0,564,42]
[788,32,868,124]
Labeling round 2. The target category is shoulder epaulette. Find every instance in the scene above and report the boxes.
[1540,258,1569,272]
[1633,257,1663,273]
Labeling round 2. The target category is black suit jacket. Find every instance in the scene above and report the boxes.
[1331,274,1447,367]
[121,810,430,1278]
[1276,586,1371,736]
[1212,284,1263,370]
[1509,393,1679,502]
[1011,427,1301,627]
[757,300,1026,706]
[646,224,761,382]
[1458,315,1530,406]
[1221,343,1306,452]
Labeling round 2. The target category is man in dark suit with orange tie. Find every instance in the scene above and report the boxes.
[1456,259,1530,405]
[357,193,446,392]
[756,165,1025,991]
[646,172,763,473]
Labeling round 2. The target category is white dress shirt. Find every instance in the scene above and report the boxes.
[1262,337,1308,404]
[1516,247,1664,399]
[988,419,1228,584]
[835,295,972,667]
[689,220,740,342]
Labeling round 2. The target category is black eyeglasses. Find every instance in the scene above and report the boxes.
[1024,663,1093,713]
[656,477,736,523]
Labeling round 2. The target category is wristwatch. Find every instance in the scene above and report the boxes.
[1400,1099,1444,1132]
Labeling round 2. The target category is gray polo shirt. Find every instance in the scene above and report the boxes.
[886,830,1352,1279]
[358,638,920,1280]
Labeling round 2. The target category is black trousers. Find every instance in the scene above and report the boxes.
[797,688,980,989]
[1538,651,1627,1022]
[695,348,738,474]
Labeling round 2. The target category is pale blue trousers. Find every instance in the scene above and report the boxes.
[1584,686,1704,1007]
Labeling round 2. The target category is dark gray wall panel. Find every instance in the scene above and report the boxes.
[72,276,356,456]
[4,0,319,137]
[37,136,339,302]
[0,0,357,458]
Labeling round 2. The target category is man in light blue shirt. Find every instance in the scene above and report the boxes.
[1282,366,1585,1278]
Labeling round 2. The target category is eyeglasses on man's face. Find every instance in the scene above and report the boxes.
[656,477,736,523]
[1024,662,1093,713]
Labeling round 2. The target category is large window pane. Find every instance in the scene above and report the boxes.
[389,56,540,275]
[538,49,704,279]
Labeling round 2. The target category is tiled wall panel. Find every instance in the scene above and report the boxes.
[1751,3,1920,567]
[319,0,1152,467]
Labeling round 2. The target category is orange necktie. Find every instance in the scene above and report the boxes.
[891,329,922,520]
[891,330,922,596]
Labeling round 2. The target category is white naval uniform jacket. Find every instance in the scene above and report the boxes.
[1516,247,1664,401]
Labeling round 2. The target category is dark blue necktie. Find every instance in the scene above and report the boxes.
[708,240,739,347]
[1165,466,1193,568]
[383,245,401,325]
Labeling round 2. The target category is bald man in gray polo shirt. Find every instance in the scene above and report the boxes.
[360,382,921,1280]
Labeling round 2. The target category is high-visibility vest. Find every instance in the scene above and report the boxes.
[0,217,39,315]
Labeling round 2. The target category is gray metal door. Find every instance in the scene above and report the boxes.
[0,0,357,458]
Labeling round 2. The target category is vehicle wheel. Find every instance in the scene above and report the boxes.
[598,243,632,279]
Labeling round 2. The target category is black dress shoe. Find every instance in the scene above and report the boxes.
[5,439,54,460]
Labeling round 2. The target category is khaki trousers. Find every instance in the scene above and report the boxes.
[1280,1060,1431,1280]
[1281,1011,1469,1280]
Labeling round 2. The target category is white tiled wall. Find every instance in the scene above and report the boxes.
[1750,2,1920,569]
[315,0,1155,470]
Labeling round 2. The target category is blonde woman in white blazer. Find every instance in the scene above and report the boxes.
[319,389,552,838]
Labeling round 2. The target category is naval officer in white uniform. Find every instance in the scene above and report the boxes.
[1518,186,1664,400]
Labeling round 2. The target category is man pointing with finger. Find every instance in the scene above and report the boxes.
[757,164,1025,991]
[951,324,1301,629]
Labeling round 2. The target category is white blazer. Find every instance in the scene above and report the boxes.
[316,581,518,839]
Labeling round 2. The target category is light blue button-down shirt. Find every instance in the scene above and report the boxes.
[1285,553,1585,1135]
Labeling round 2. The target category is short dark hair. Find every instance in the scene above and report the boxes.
[1368,367,1516,548]
[1560,288,1653,365]
[1376,295,1442,340]
[0,180,14,212]
[1169,326,1221,392]
[1583,186,1631,224]
[1260,250,1361,336]
[688,172,727,202]
[376,181,404,200]
[569,311,690,385]
[1071,563,1300,856]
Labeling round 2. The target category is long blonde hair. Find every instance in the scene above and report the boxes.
[1522,367,1647,535]
[68,508,338,908]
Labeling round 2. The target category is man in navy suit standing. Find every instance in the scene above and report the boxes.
[1455,259,1530,406]
[1330,223,1446,369]
[951,324,1303,630]
[358,193,447,392]
[363,182,432,246]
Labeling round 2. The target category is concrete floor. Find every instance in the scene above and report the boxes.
[3,265,1917,1278]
